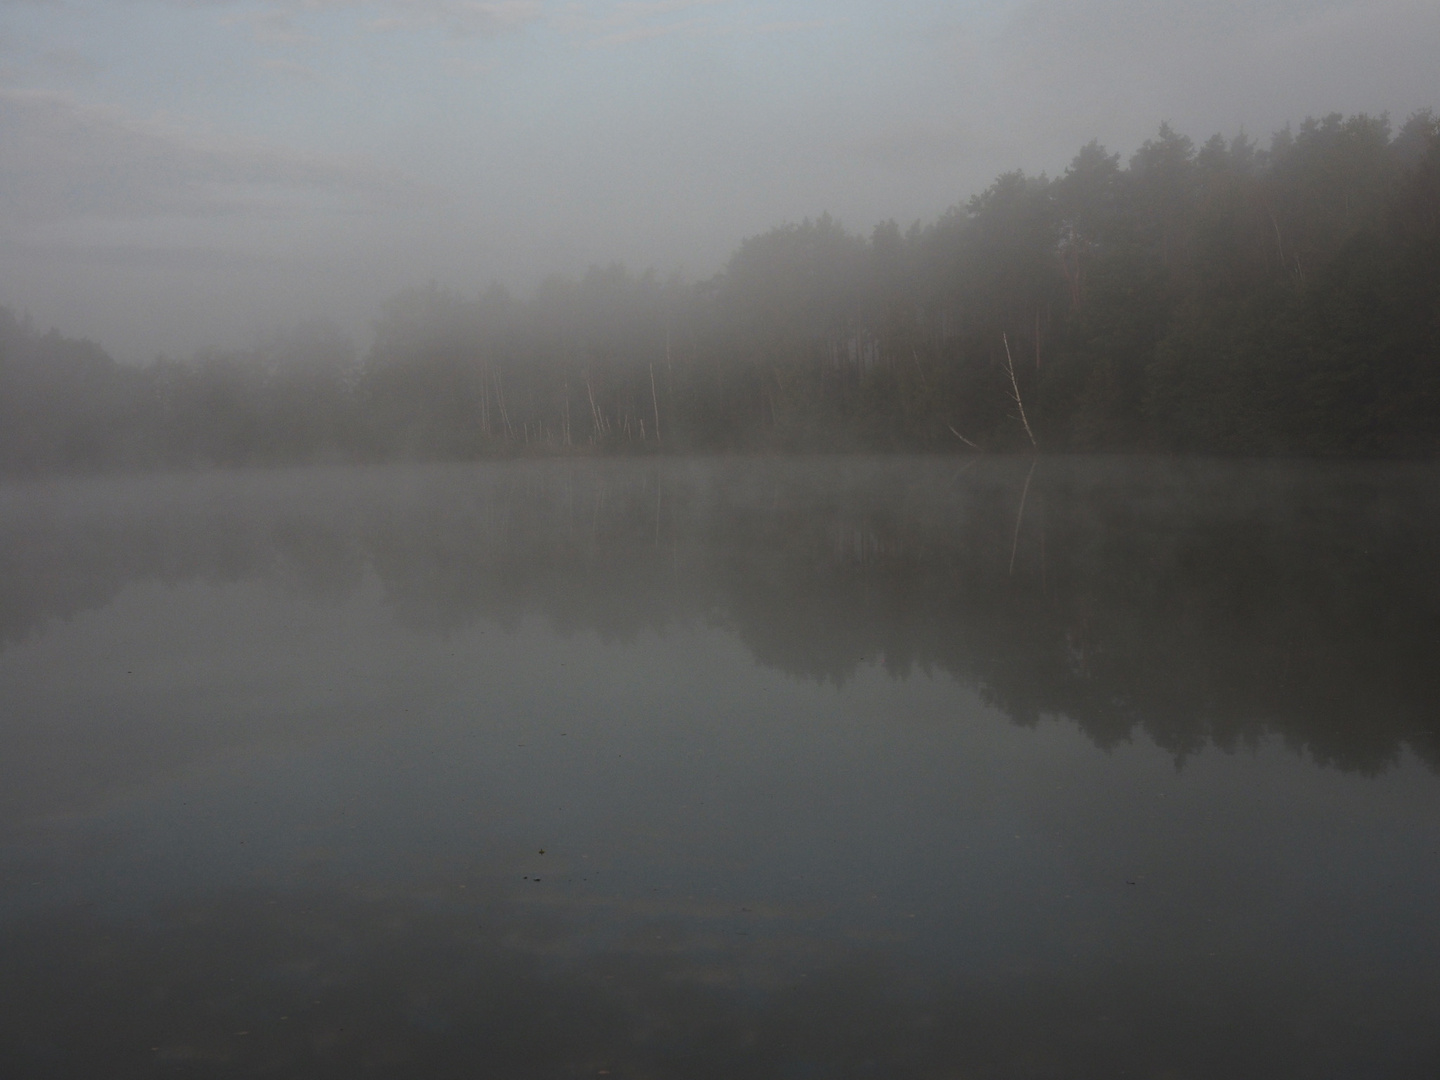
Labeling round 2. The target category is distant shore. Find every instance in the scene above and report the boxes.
[5,112,1438,469]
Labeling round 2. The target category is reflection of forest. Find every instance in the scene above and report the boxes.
[4,458,1437,773]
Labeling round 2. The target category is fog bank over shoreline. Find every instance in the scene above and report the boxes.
[2,1,1438,359]
[4,111,1440,460]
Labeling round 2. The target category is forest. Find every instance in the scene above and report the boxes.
[3,111,1438,469]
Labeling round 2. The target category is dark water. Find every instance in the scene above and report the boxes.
[2,458,1439,1079]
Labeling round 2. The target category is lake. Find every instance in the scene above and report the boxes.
[2,457,1438,1078]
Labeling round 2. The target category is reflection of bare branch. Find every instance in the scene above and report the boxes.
[1002,333,1037,449]
[911,349,930,392]
[1010,455,1037,576]
[950,457,979,483]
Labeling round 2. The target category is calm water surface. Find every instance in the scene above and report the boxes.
[2,458,1438,1078]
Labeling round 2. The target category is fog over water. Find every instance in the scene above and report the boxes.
[2,459,1439,1076]
[4,4,1440,1074]
[2,0,1439,358]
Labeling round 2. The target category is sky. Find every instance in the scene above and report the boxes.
[2,0,1438,361]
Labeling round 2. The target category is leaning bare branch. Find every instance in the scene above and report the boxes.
[1002,332,1037,449]
[947,425,979,450]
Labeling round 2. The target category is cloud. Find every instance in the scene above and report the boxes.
[552,0,829,49]
[840,123,998,172]
[553,0,720,32]
[0,88,411,225]
[261,56,320,79]
[988,0,1440,151]
[743,18,831,38]
[199,0,542,42]
[585,19,702,47]
[221,9,316,47]
[6,238,285,272]
[223,7,316,46]
[40,48,106,79]
[553,0,723,45]
[364,0,543,37]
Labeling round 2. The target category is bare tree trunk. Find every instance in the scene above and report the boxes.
[586,372,603,441]
[480,362,491,439]
[495,369,514,441]
[650,362,662,448]
[1002,332,1037,449]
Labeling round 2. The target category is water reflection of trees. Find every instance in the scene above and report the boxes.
[3,459,1437,773]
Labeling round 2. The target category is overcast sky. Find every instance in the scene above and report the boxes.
[2,0,1437,360]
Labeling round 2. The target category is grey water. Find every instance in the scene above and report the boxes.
[2,458,1438,1079]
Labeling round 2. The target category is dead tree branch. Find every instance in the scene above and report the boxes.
[947,425,979,450]
[1002,332,1037,449]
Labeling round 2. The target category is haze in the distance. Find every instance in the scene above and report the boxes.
[2,0,1437,361]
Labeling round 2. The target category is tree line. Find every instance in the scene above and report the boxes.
[3,111,1438,470]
